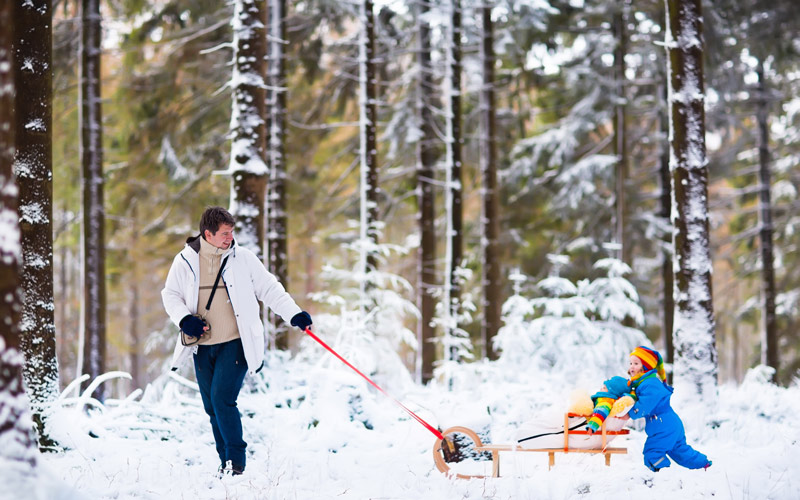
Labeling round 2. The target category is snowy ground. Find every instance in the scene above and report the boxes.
[6,351,800,500]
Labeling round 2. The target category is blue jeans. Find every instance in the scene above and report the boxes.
[194,338,248,469]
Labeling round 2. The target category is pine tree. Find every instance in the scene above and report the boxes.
[666,0,717,401]
[442,0,466,365]
[480,1,501,361]
[267,0,290,348]
[80,0,106,400]
[0,2,39,472]
[13,0,60,449]
[358,0,380,301]
[228,0,268,255]
[415,0,437,384]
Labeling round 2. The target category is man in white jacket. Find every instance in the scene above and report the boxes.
[162,206,312,476]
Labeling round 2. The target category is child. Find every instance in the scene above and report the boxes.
[627,346,712,471]
[586,376,634,433]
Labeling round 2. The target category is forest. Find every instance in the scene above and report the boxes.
[1,0,799,496]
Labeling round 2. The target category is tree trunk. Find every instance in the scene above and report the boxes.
[0,6,38,468]
[658,82,674,385]
[415,0,437,384]
[480,2,501,361]
[755,60,778,382]
[444,0,464,366]
[80,0,106,401]
[268,0,290,349]
[666,0,717,401]
[359,0,379,295]
[13,0,60,450]
[229,0,268,256]
[613,1,629,264]
[128,207,140,391]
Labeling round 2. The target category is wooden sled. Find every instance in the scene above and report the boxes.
[433,413,630,478]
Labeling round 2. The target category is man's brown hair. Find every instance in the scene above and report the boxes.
[199,206,235,237]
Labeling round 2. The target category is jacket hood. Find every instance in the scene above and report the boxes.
[185,233,237,254]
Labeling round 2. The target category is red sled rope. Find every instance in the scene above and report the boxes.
[303,327,444,440]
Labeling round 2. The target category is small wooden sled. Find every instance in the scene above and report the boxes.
[433,413,630,478]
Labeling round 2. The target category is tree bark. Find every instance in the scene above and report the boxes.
[755,60,778,381]
[267,0,290,349]
[658,82,674,384]
[666,0,717,401]
[480,2,501,361]
[80,0,106,401]
[128,207,140,391]
[0,4,38,467]
[359,0,379,289]
[416,0,437,384]
[613,1,629,264]
[444,0,464,365]
[13,0,60,449]
[229,0,268,256]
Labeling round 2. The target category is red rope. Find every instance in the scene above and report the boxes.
[304,327,444,440]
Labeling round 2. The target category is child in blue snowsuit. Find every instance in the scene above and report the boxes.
[628,346,711,472]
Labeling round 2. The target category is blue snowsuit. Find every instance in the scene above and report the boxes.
[629,374,709,471]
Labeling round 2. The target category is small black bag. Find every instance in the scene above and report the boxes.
[181,256,228,346]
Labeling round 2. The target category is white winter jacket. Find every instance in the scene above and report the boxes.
[162,235,302,374]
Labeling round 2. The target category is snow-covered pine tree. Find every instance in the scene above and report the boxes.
[480,1,501,361]
[227,0,268,255]
[358,0,380,305]
[494,259,647,376]
[665,0,717,402]
[13,0,60,449]
[415,0,437,384]
[754,60,778,380]
[441,0,470,370]
[80,0,106,401]
[704,0,800,382]
[0,7,39,473]
[612,0,630,264]
[267,0,290,348]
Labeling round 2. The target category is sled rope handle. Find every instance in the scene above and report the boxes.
[517,419,587,443]
[304,327,444,440]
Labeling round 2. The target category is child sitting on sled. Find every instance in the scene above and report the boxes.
[585,375,635,433]
[627,346,712,472]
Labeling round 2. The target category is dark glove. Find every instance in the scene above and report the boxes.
[180,314,207,338]
[290,311,312,330]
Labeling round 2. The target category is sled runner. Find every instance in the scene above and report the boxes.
[433,413,630,478]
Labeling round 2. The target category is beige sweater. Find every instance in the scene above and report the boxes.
[196,237,240,345]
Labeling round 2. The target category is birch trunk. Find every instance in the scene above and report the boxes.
[80,0,106,400]
[13,0,60,449]
[755,60,777,381]
[229,0,268,256]
[480,2,501,361]
[0,5,39,470]
[666,0,717,402]
[415,0,437,384]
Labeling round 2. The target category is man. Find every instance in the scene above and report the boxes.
[162,206,312,476]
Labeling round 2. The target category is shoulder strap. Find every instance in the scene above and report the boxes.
[203,256,229,314]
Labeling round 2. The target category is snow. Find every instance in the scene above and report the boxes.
[9,262,797,499]
[8,343,799,500]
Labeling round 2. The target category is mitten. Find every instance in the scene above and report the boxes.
[610,395,635,417]
[290,311,313,330]
[180,315,207,338]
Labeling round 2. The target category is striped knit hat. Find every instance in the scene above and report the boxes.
[630,346,666,381]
